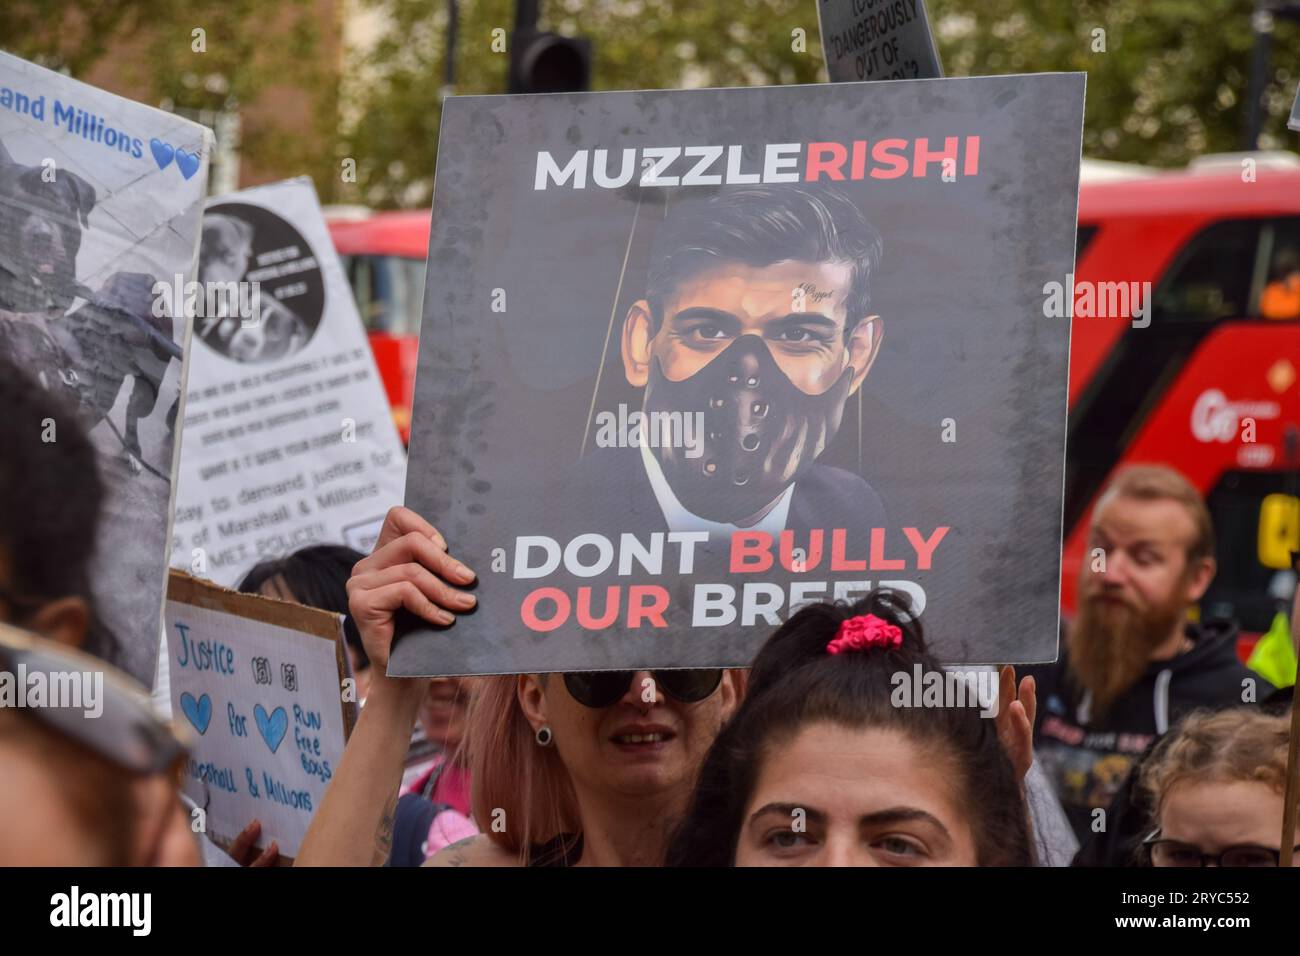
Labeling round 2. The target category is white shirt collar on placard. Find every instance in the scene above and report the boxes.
[638,439,793,539]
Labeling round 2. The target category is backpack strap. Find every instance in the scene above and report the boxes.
[386,793,456,867]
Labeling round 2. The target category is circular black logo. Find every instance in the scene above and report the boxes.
[195,202,325,364]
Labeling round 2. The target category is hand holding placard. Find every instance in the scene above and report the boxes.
[346,506,477,674]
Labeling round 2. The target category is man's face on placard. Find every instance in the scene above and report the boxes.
[622,258,881,524]
[640,259,872,392]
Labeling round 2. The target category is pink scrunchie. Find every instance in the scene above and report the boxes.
[825,613,903,655]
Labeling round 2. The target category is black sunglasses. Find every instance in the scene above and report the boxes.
[1144,830,1298,868]
[563,669,723,709]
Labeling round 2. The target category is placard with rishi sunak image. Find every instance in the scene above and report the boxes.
[0,51,210,685]
[392,74,1085,677]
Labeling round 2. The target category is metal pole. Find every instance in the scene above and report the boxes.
[516,0,540,33]
[444,0,459,89]
[1246,1,1274,150]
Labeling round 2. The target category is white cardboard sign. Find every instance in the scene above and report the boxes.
[164,571,356,860]
[170,177,406,586]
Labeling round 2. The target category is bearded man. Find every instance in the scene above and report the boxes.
[1025,464,1270,842]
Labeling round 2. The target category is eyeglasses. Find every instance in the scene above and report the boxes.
[1144,831,1298,868]
[0,621,190,775]
[563,669,723,709]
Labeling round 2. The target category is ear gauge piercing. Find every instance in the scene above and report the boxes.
[535,725,553,747]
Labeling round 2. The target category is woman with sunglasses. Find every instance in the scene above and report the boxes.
[297,506,741,866]
[449,664,740,866]
[1138,707,1299,867]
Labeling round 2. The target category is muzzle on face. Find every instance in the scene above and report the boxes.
[644,334,854,523]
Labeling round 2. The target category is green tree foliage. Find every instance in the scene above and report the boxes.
[340,0,831,208]
[2,0,336,197]
[930,0,1300,167]
[6,1,1300,205]
[344,0,1300,208]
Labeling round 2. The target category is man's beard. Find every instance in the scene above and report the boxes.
[643,335,853,524]
[1069,587,1186,720]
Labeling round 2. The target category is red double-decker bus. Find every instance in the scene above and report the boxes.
[1065,157,1300,654]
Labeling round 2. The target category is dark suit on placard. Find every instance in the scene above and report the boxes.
[561,446,887,565]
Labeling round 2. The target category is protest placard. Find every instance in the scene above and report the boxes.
[164,570,356,861]
[0,51,210,683]
[392,74,1085,676]
[817,0,943,83]
[169,178,407,586]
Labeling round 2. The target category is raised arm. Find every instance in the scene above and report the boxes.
[295,506,477,866]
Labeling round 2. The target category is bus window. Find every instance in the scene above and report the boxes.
[1257,217,1300,321]
[1077,224,1098,260]
[1203,471,1300,634]
[1064,218,1265,533]
[340,255,427,336]
[1150,219,1258,323]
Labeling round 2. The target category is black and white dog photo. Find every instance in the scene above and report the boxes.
[0,136,180,474]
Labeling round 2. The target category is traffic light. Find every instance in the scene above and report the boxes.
[509,1,591,94]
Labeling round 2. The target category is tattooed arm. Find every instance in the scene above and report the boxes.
[426,834,519,867]
[295,506,478,867]
[296,675,424,866]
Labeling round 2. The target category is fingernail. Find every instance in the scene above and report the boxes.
[437,609,455,626]
[453,560,473,578]
[462,592,477,607]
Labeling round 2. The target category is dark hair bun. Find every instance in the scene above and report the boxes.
[746,587,928,701]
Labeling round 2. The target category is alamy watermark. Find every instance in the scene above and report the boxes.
[1042,273,1153,329]
[593,404,705,458]
[151,275,263,329]
[0,665,103,718]
[890,664,998,718]
[50,886,150,936]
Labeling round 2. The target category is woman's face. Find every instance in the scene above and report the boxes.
[523,670,739,801]
[734,722,978,867]
[1158,779,1292,865]
[418,678,471,751]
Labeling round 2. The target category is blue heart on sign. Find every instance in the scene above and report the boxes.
[175,147,200,180]
[149,137,174,170]
[179,692,212,735]
[254,704,288,754]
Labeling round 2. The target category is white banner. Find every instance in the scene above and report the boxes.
[0,51,210,683]
[170,177,407,585]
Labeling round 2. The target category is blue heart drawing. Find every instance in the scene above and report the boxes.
[179,692,212,736]
[175,147,200,180]
[254,704,288,754]
[149,137,174,170]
